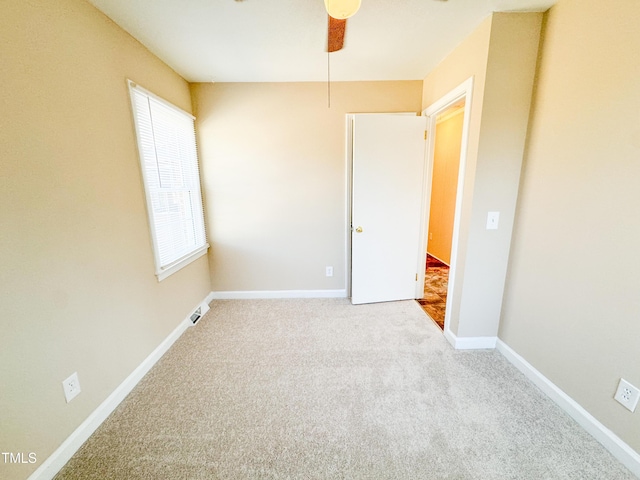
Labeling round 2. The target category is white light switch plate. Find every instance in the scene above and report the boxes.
[486,211,500,230]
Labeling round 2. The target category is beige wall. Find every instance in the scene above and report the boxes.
[428,107,464,265]
[422,13,543,337]
[457,12,543,337]
[500,0,640,452]
[191,81,423,293]
[0,1,210,478]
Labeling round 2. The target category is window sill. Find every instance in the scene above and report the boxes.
[156,244,209,282]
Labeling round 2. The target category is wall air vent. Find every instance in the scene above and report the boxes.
[190,307,202,325]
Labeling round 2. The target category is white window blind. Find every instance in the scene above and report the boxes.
[128,80,208,281]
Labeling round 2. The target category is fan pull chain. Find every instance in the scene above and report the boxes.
[327,51,331,108]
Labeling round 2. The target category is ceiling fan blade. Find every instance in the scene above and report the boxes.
[327,15,346,52]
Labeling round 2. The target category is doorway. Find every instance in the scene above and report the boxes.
[344,78,473,319]
[416,77,474,335]
[416,101,465,329]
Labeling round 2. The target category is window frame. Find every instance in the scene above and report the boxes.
[127,80,208,281]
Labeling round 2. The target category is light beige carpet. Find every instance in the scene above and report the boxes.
[55,299,635,479]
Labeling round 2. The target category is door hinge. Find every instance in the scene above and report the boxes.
[424,130,428,140]
[415,273,418,281]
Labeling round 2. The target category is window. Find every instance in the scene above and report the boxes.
[128,80,208,281]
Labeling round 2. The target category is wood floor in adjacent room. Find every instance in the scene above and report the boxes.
[55,299,634,479]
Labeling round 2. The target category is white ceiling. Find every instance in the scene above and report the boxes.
[86,0,556,83]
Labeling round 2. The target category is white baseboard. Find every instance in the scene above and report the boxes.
[205,291,217,306]
[28,296,211,480]
[209,289,348,300]
[444,328,497,350]
[496,339,640,478]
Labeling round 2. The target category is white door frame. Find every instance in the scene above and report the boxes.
[344,114,355,298]
[417,77,474,333]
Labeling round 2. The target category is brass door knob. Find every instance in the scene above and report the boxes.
[355,226,363,233]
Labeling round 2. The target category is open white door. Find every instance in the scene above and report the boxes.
[351,114,427,305]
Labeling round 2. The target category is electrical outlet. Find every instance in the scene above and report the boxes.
[62,372,81,403]
[614,378,639,412]
[325,266,333,277]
